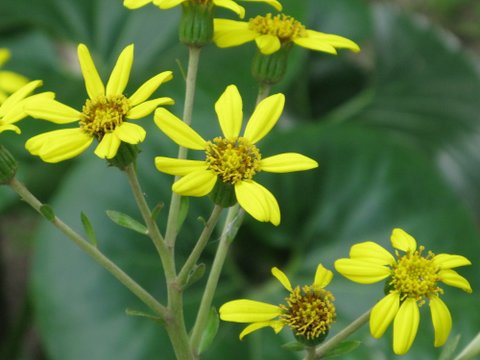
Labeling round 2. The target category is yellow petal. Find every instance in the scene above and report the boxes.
[429,295,452,347]
[244,93,284,144]
[26,128,93,162]
[334,258,391,284]
[235,180,280,225]
[213,0,245,18]
[260,153,318,173]
[302,30,360,52]
[370,292,400,338]
[390,228,417,252]
[313,264,333,289]
[128,71,173,106]
[94,132,121,159]
[293,37,337,55]
[255,34,281,55]
[172,170,217,196]
[106,44,134,96]
[155,157,207,176]
[123,0,152,9]
[239,320,284,340]
[219,299,281,322]
[215,85,242,139]
[393,298,419,355]
[241,0,282,11]
[3,92,55,125]
[153,0,186,9]
[0,70,28,93]
[0,123,20,134]
[154,108,206,150]
[213,19,256,48]
[77,44,105,99]
[437,269,472,293]
[127,97,175,119]
[349,241,395,266]
[0,80,42,117]
[24,99,81,124]
[0,49,10,66]
[114,122,146,144]
[271,267,292,292]
[433,253,471,269]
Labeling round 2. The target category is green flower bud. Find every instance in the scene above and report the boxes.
[108,142,139,170]
[294,329,329,347]
[209,180,237,208]
[179,1,214,47]
[251,44,292,85]
[0,145,17,185]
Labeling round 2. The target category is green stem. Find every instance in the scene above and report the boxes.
[257,83,272,104]
[307,309,371,359]
[305,346,316,360]
[164,46,202,249]
[8,177,168,319]
[190,204,244,356]
[177,205,223,286]
[454,331,480,360]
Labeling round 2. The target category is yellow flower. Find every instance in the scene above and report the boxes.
[214,13,360,55]
[123,0,282,18]
[334,228,472,355]
[154,84,318,225]
[24,44,174,163]
[0,48,29,104]
[219,265,336,342]
[0,80,54,134]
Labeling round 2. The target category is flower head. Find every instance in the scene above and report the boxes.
[219,265,336,343]
[334,228,472,355]
[154,84,318,225]
[214,13,360,55]
[0,48,29,104]
[24,44,174,163]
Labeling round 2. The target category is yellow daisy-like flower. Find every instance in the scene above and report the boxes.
[24,44,174,163]
[154,84,318,225]
[214,13,360,55]
[0,48,29,104]
[334,228,472,355]
[0,80,54,134]
[220,265,336,343]
[123,0,282,18]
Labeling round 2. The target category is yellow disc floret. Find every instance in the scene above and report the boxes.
[205,136,261,184]
[80,95,130,139]
[248,13,307,42]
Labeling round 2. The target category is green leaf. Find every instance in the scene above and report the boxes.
[39,204,55,222]
[125,308,164,324]
[323,340,361,359]
[176,196,189,232]
[150,202,164,221]
[106,210,148,235]
[198,307,220,355]
[80,212,97,246]
[184,263,206,289]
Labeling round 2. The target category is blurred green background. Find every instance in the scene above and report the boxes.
[1,0,479,359]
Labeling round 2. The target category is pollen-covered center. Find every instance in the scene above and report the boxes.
[80,95,130,139]
[205,137,261,184]
[391,246,441,303]
[280,285,336,340]
[249,13,307,42]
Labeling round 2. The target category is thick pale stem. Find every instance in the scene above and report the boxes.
[455,331,480,360]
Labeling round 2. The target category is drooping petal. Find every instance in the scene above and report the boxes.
[153,0,187,9]
[239,320,284,340]
[244,93,284,144]
[390,228,417,252]
[0,123,20,134]
[2,92,55,125]
[213,19,256,48]
[155,157,207,176]
[219,299,281,322]
[393,298,419,355]
[429,295,452,347]
[313,264,333,289]
[172,170,217,196]
[94,132,121,159]
[432,254,471,269]
[106,44,134,96]
[0,80,42,117]
[235,180,280,225]
[349,241,396,266]
[303,30,360,52]
[128,71,173,106]
[213,0,245,18]
[123,0,152,9]
[271,267,292,292]
[77,44,105,99]
[154,108,206,150]
[25,128,93,162]
[260,153,318,173]
[127,97,175,119]
[241,0,282,11]
[215,85,242,139]
[0,71,28,94]
[293,37,337,55]
[114,122,146,144]
[370,292,400,338]
[437,269,472,293]
[261,182,280,225]
[255,34,281,55]
[24,99,81,124]
[334,258,391,284]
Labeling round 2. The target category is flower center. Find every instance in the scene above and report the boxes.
[280,285,336,340]
[248,13,307,42]
[80,95,130,139]
[391,246,441,304]
[205,137,261,184]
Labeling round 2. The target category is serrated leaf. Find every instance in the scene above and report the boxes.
[323,340,361,359]
[80,212,97,246]
[39,204,55,221]
[198,307,219,355]
[106,210,148,235]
